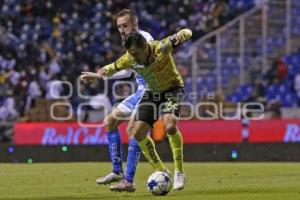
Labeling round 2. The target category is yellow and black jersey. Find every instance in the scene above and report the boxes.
[104,35,185,93]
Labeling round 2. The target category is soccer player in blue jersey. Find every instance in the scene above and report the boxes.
[95,9,153,192]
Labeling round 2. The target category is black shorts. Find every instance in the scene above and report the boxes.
[135,87,184,127]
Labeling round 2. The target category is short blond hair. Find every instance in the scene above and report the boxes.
[117,9,138,25]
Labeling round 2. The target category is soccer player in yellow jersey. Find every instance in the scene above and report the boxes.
[81,28,192,191]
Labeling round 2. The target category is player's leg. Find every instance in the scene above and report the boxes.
[110,92,169,192]
[108,90,144,191]
[161,88,185,190]
[121,89,145,184]
[110,120,167,193]
[163,115,183,173]
[124,113,141,183]
[109,115,140,192]
[96,108,126,185]
[132,95,168,172]
[132,120,168,172]
[163,114,185,190]
[97,89,145,185]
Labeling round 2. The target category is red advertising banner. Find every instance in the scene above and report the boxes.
[14,120,300,145]
[249,120,300,143]
[177,120,242,143]
[14,122,129,145]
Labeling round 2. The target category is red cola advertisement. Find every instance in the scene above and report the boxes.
[14,122,128,145]
[14,120,300,145]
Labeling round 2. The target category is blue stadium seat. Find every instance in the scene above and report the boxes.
[266,84,280,100]
[184,77,193,93]
[283,55,292,64]
[239,84,253,97]
[282,93,298,107]
[231,92,243,103]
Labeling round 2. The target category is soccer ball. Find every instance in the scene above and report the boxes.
[147,171,172,196]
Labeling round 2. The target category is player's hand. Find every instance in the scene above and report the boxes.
[80,71,101,84]
[175,29,192,45]
[174,33,186,45]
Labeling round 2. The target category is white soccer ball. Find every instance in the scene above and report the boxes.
[147,171,172,196]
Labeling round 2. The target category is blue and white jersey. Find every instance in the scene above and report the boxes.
[115,30,153,116]
[138,30,153,42]
[135,30,153,89]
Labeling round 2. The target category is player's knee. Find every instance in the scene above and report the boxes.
[126,126,131,134]
[165,124,177,134]
[127,126,135,138]
[134,134,144,142]
[132,127,147,142]
[130,128,140,141]
[104,115,117,131]
[126,121,136,138]
[163,116,178,134]
[126,125,134,137]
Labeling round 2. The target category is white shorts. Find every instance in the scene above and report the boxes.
[116,87,146,117]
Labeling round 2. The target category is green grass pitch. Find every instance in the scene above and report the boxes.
[1,162,300,200]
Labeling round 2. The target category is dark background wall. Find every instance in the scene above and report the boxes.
[1,142,300,163]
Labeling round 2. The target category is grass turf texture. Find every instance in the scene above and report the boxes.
[0,162,300,200]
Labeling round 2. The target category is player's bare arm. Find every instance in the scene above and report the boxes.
[80,68,108,84]
[80,52,132,84]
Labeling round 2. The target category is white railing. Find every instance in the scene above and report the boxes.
[286,0,292,54]
[262,2,268,73]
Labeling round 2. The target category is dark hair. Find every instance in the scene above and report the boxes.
[122,32,146,49]
[117,9,138,25]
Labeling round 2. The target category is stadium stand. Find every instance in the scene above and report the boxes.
[0,0,256,124]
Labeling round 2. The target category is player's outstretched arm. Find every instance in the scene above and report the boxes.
[80,68,108,84]
[171,28,193,46]
[102,53,132,76]
[80,52,132,84]
[159,29,192,53]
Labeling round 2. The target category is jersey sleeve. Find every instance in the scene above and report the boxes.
[103,53,132,76]
[158,29,192,53]
[108,69,134,79]
[157,36,174,55]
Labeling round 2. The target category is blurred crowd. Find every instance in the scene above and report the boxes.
[0,0,257,122]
